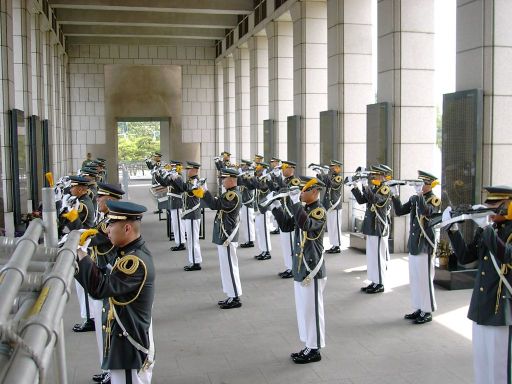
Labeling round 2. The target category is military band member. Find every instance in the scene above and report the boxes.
[350,164,393,294]
[193,168,243,309]
[445,186,512,384]
[96,158,107,182]
[241,162,273,260]
[268,160,301,278]
[168,161,203,271]
[156,161,186,251]
[80,166,100,214]
[215,151,231,194]
[317,160,344,254]
[392,171,441,324]
[146,152,163,214]
[238,159,256,248]
[269,156,282,234]
[288,177,327,364]
[58,176,97,333]
[76,201,155,384]
[88,182,125,384]
[253,154,264,167]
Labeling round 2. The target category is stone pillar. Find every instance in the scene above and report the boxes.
[248,35,268,157]
[13,0,32,113]
[233,45,250,161]
[456,0,512,186]
[30,11,44,117]
[222,55,235,157]
[290,0,328,174]
[266,18,293,159]
[0,0,15,235]
[215,60,224,154]
[377,0,436,252]
[327,0,373,229]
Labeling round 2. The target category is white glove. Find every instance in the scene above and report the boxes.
[471,204,490,228]
[58,233,69,246]
[202,182,208,192]
[345,176,354,184]
[361,178,368,187]
[442,206,452,222]
[411,181,423,195]
[213,156,220,162]
[54,187,63,202]
[289,189,301,204]
[391,185,399,196]
[77,238,91,253]
[270,200,282,210]
[272,168,281,177]
[169,170,179,180]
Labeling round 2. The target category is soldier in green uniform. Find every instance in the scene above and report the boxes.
[445,186,512,384]
[392,171,441,324]
[193,168,243,309]
[317,160,344,254]
[288,176,327,364]
[238,159,256,248]
[76,201,155,384]
[268,156,282,234]
[350,164,393,294]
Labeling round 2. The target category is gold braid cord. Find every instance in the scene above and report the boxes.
[495,233,512,314]
[104,255,147,355]
[297,208,326,273]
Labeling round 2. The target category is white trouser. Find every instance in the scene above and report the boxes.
[217,243,242,298]
[365,235,389,286]
[91,299,104,365]
[408,253,437,313]
[75,280,94,319]
[255,211,271,252]
[294,278,327,349]
[110,370,142,384]
[472,323,511,384]
[326,209,342,247]
[184,219,202,264]
[279,231,294,270]
[170,208,186,246]
[270,215,278,231]
[239,205,255,243]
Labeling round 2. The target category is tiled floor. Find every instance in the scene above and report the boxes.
[63,183,473,383]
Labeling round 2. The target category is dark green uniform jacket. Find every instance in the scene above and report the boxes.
[242,176,272,214]
[169,176,201,220]
[291,200,327,283]
[448,223,512,326]
[76,236,155,370]
[271,175,301,233]
[202,187,241,245]
[317,172,343,211]
[154,172,183,209]
[89,215,117,269]
[351,185,391,237]
[392,192,441,255]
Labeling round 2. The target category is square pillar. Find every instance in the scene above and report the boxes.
[266,18,293,160]
[233,45,251,161]
[215,60,224,154]
[248,35,268,157]
[222,55,235,157]
[291,0,328,174]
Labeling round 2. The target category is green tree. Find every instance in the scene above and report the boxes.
[117,121,160,162]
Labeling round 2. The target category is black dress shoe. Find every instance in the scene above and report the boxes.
[290,347,307,359]
[404,309,421,320]
[326,246,341,254]
[240,241,254,248]
[281,270,293,279]
[365,284,384,294]
[254,252,264,259]
[171,244,186,251]
[414,312,432,324]
[184,263,201,271]
[100,371,111,384]
[291,348,321,364]
[361,283,374,292]
[270,229,280,235]
[219,297,242,309]
[72,318,95,332]
[218,297,240,306]
[153,209,162,214]
[256,252,271,260]
[92,372,108,383]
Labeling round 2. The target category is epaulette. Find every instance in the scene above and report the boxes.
[310,207,326,220]
[290,178,301,186]
[378,185,390,195]
[225,191,237,201]
[334,175,343,183]
[427,195,441,207]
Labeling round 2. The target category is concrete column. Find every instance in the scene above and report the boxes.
[266,18,293,160]
[0,0,15,235]
[215,60,224,154]
[53,45,62,175]
[233,45,250,161]
[30,11,44,117]
[291,0,328,174]
[248,35,268,157]
[222,54,235,157]
[327,0,373,230]
[13,0,32,113]
[377,0,436,252]
[456,0,512,186]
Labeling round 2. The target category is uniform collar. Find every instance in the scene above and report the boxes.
[119,236,145,255]
[305,200,320,209]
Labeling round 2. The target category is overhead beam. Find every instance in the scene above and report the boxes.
[65,35,218,46]
[55,9,238,28]
[49,0,253,14]
[62,24,226,39]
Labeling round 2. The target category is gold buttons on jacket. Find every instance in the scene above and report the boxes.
[480,287,484,292]
[484,256,488,260]
[481,271,485,276]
